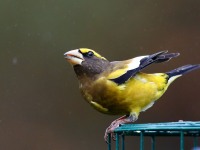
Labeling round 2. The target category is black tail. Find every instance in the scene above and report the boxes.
[166,64,200,78]
[140,51,180,70]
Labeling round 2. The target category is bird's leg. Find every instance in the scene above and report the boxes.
[104,113,138,142]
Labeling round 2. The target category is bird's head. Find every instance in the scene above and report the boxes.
[64,48,106,65]
[64,48,110,78]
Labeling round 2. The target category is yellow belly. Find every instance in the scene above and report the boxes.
[81,72,169,115]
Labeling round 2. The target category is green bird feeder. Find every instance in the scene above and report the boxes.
[107,121,200,150]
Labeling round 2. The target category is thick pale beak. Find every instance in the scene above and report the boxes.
[64,49,84,65]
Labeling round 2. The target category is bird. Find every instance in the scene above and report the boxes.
[64,48,200,142]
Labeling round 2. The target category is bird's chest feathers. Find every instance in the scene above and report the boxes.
[79,77,129,114]
[79,78,111,113]
[78,74,168,115]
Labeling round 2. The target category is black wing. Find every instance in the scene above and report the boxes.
[110,51,180,85]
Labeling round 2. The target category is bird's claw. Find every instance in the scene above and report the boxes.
[104,126,124,143]
[104,115,138,143]
[104,128,115,143]
[104,119,121,143]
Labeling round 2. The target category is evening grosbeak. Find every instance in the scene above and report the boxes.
[64,48,200,142]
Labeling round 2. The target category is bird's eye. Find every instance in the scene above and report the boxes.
[87,51,94,57]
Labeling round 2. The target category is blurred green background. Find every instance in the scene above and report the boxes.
[0,0,200,150]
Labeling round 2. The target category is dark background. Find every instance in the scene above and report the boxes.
[1,0,200,150]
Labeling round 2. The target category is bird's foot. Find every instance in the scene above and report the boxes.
[104,118,123,142]
[104,114,138,143]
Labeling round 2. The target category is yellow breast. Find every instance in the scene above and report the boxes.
[80,72,168,115]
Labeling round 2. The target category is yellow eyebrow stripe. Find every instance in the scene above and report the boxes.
[79,48,107,60]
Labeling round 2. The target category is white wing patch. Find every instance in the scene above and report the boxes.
[127,56,148,70]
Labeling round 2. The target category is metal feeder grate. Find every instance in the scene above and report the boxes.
[107,121,200,150]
